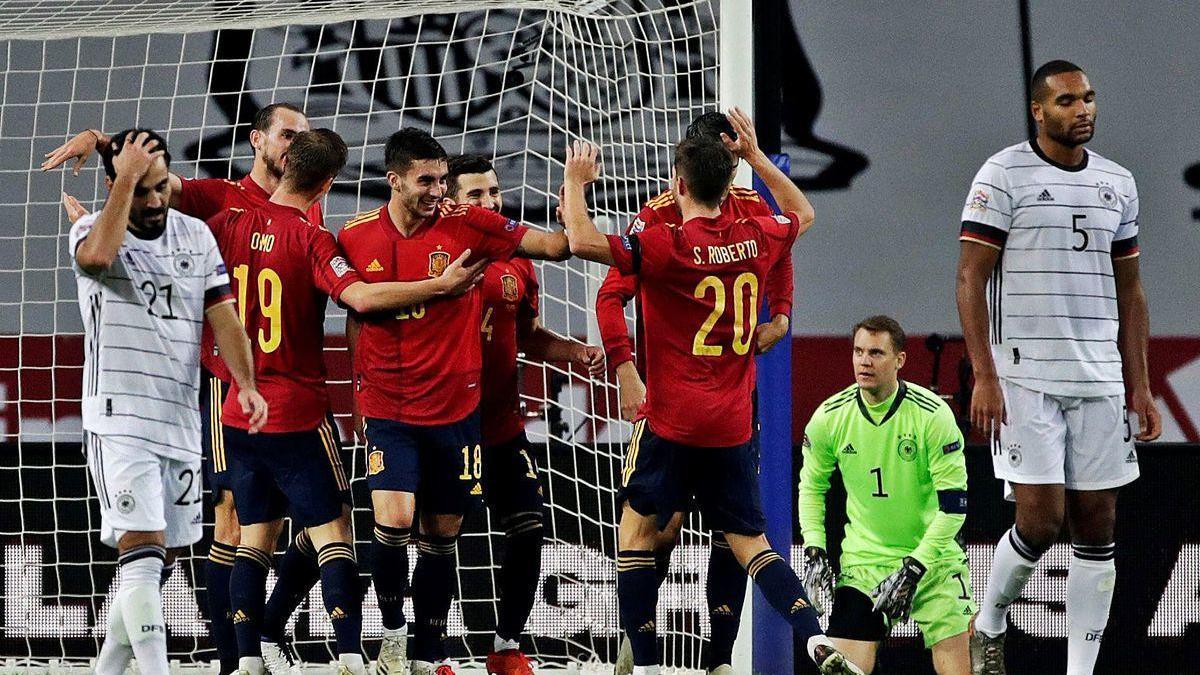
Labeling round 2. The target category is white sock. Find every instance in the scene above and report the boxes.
[339,652,367,675]
[493,633,520,652]
[1066,543,1116,675]
[976,527,1043,637]
[238,656,265,674]
[383,624,408,640]
[632,666,660,675]
[806,634,835,663]
[117,549,168,674]
[95,602,133,675]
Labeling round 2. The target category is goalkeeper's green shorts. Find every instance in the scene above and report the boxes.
[836,556,977,648]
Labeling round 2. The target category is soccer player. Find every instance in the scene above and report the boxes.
[70,129,268,675]
[445,154,605,674]
[799,316,972,675]
[207,129,486,675]
[45,103,322,674]
[338,128,571,675]
[956,60,1161,675]
[595,109,813,675]
[560,137,860,675]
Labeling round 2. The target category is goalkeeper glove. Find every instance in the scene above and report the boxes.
[801,546,834,616]
[870,556,926,622]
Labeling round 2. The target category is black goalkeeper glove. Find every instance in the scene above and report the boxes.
[870,556,926,622]
[801,546,834,616]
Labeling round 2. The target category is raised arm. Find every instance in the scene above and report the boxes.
[723,107,814,235]
[206,300,268,433]
[43,128,184,205]
[520,317,605,378]
[955,240,1004,438]
[516,229,571,261]
[74,133,163,274]
[1114,256,1161,440]
[561,141,616,265]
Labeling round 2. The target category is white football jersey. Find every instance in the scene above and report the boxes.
[70,209,231,460]
[960,141,1139,398]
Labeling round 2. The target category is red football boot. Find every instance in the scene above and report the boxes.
[485,649,535,675]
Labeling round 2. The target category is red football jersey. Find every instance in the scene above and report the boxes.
[479,258,539,445]
[183,174,325,384]
[337,201,528,426]
[607,211,801,446]
[595,187,793,372]
[207,201,360,432]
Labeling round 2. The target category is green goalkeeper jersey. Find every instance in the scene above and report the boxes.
[799,380,968,568]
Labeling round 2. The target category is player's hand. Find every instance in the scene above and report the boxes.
[554,184,566,225]
[573,344,606,378]
[238,388,269,434]
[755,314,790,354]
[437,249,488,296]
[352,411,366,445]
[615,362,646,422]
[870,556,925,623]
[801,546,834,616]
[61,191,90,224]
[1130,386,1162,441]
[721,107,760,161]
[41,129,106,175]
[111,132,165,181]
[970,375,1006,441]
[564,140,602,186]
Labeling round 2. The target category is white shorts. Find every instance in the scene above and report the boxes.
[85,433,203,549]
[993,380,1139,495]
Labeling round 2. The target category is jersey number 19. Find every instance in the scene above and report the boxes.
[232,264,283,354]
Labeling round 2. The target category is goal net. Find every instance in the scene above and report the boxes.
[0,0,739,670]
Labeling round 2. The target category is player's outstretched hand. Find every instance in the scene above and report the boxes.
[615,363,646,422]
[112,132,165,181]
[438,249,488,296]
[722,106,760,161]
[239,388,269,434]
[41,129,105,175]
[801,546,834,616]
[564,140,601,185]
[970,375,1006,441]
[755,314,790,354]
[61,191,90,224]
[870,556,925,623]
[1130,386,1162,441]
[573,344,606,378]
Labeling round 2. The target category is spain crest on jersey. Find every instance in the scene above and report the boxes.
[501,274,519,301]
[428,250,451,277]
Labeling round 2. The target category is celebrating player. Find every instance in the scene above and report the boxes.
[445,154,604,674]
[338,128,570,675]
[70,129,267,675]
[45,102,323,674]
[956,60,1161,675]
[560,137,860,675]
[799,316,972,675]
[596,108,813,675]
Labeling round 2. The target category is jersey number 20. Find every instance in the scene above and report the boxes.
[232,264,283,354]
[692,273,759,357]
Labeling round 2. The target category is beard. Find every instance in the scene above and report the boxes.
[1048,121,1094,148]
[263,153,284,179]
[129,208,167,238]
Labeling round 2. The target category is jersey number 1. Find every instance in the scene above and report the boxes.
[232,264,283,353]
[692,273,759,356]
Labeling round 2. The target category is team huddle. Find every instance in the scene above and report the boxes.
[43,58,1158,675]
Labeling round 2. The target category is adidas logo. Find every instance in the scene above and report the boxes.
[711,604,734,617]
[329,606,347,620]
[1125,450,1138,463]
[1037,189,1055,202]
[232,610,249,624]
[789,597,809,614]
[842,443,857,455]
[470,482,483,496]
[963,606,973,615]
[637,620,656,633]
[366,258,384,272]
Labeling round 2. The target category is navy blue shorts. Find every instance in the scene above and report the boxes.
[482,431,544,518]
[363,411,483,515]
[223,413,350,528]
[199,370,233,504]
[617,419,766,536]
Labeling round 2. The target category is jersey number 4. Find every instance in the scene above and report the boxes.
[232,264,283,353]
[692,273,760,357]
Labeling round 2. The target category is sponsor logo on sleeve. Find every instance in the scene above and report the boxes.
[629,218,646,234]
[505,218,519,232]
[215,263,227,275]
[619,235,633,251]
[943,440,962,454]
[773,214,791,224]
[329,256,352,278]
[967,189,989,212]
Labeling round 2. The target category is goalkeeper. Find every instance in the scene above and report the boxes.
[799,316,973,675]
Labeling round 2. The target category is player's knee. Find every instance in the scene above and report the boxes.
[501,511,544,544]
[617,505,659,550]
[1069,513,1116,546]
[239,522,280,554]
[420,512,463,538]
[1014,511,1062,552]
[213,501,241,546]
[116,530,165,553]
[372,491,415,529]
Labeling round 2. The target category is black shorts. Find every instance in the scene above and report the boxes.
[362,411,483,515]
[826,585,888,643]
[224,413,350,528]
[482,431,544,518]
[617,419,766,535]
[199,370,233,504]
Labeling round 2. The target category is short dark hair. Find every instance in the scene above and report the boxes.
[853,315,906,352]
[253,102,305,134]
[673,137,734,207]
[446,154,495,198]
[1030,60,1084,101]
[685,111,736,142]
[384,128,447,174]
[282,129,348,193]
[102,128,171,180]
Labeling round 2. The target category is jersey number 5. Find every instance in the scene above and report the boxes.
[232,264,283,353]
[692,273,759,356]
